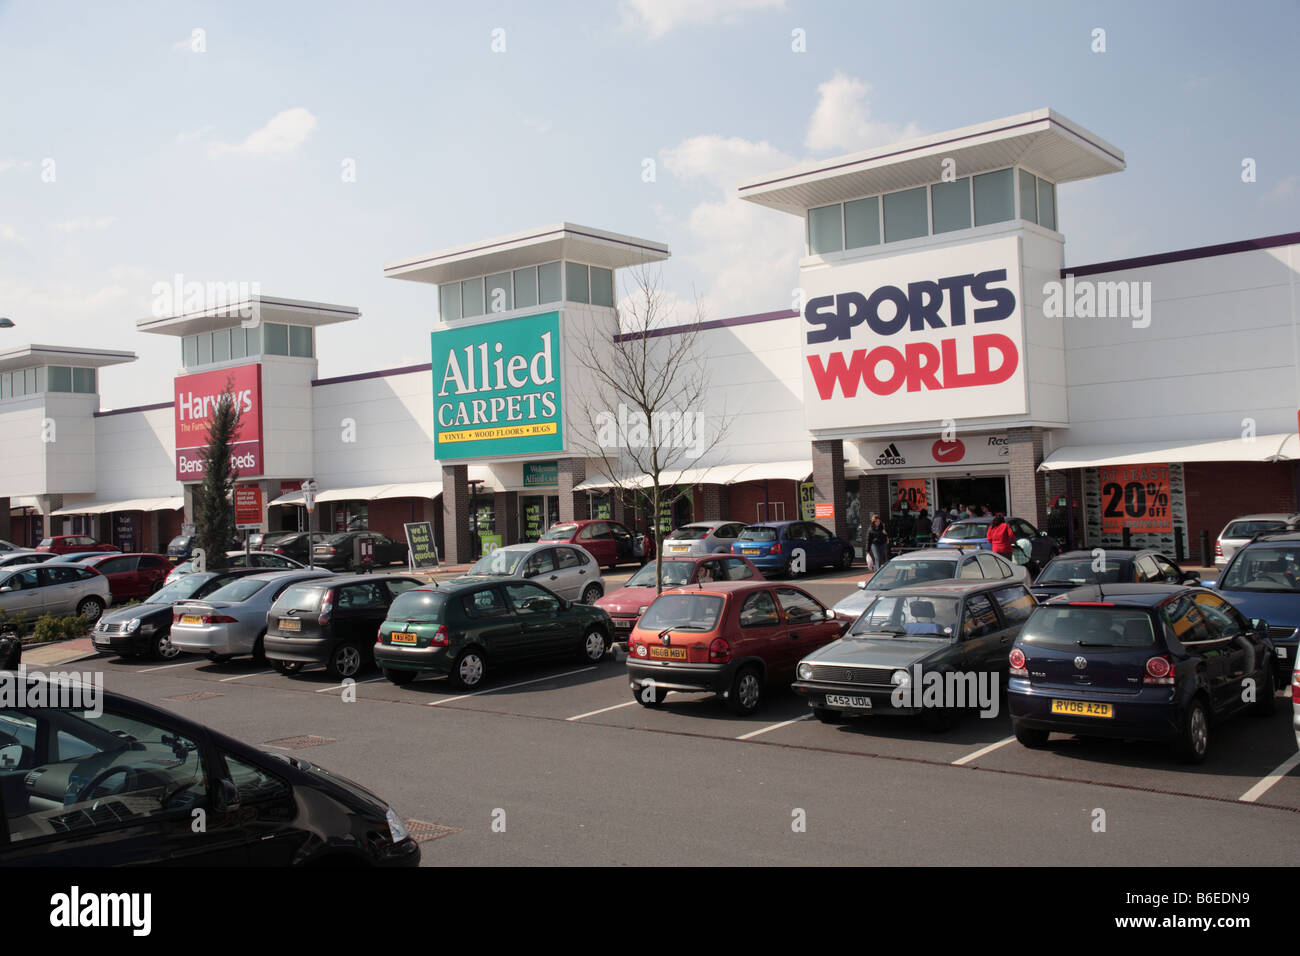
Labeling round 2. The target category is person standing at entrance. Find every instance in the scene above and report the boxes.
[986,514,1016,558]
[867,514,889,571]
[931,508,948,540]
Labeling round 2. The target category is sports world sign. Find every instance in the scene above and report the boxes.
[174,363,264,481]
[801,237,1027,430]
[432,310,564,461]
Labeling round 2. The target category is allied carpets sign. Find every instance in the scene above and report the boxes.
[801,237,1026,430]
[174,363,264,481]
[523,461,559,487]
[1097,464,1172,536]
[432,311,563,461]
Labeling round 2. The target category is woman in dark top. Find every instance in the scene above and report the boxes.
[867,514,889,570]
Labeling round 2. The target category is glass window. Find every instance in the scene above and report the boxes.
[0,372,9,399]
[461,278,484,318]
[739,590,781,627]
[462,587,510,619]
[962,593,999,639]
[24,367,36,394]
[883,187,928,242]
[35,367,47,392]
[930,178,971,234]
[1037,178,1057,230]
[565,261,589,303]
[338,582,386,610]
[503,581,561,615]
[513,268,538,309]
[183,335,198,367]
[211,328,231,362]
[486,273,512,314]
[844,196,880,249]
[973,168,1014,226]
[808,204,843,255]
[538,261,561,303]
[775,587,824,623]
[589,267,614,307]
[556,547,583,569]
[524,549,556,576]
[223,753,289,802]
[231,326,247,360]
[993,585,1035,623]
[288,325,313,357]
[197,332,212,365]
[263,322,289,356]
[440,282,462,321]
[47,366,72,392]
[1019,169,1038,223]
[959,558,984,578]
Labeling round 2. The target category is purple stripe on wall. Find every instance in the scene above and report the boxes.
[94,401,173,418]
[312,362,433,387]
[1062,231,1300,279]
[615,308,799,343]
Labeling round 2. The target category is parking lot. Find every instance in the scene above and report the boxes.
[25,565,1300,865]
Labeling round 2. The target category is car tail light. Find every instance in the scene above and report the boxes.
[708,637,730,663]
[1009,647,1028,677]
[326,547,337,555]
[1291,665,1299,704]
[174,612,237,624]
[431,625,450,647]
[319,588,335,626]
[1214,540,1223,558]
[770,542,782,555]
[1144,655,1175,685]
[274,547,287,554]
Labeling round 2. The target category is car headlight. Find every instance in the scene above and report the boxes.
[125,619,141,633]
[798,663,813,681]
[385,807,409,843]
[891,669,911,687]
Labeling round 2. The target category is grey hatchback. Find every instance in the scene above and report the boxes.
[0,564,112,625]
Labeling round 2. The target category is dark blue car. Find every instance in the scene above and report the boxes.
[730,520,854,577]
[1206,532,1300,685]
[1008,583,1278,763]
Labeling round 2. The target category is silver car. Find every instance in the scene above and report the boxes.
[0,551,54,569]
[831,548,1027,623]
[661,521,747,558]
[165,550,308,585]
[0,563,113,624]
[464,542,605,603]
[1216,513,1300,566]
[169,569,333,662]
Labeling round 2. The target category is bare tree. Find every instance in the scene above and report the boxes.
[570,265,732,594]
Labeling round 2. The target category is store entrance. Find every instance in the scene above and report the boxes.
[935,475,1009,517]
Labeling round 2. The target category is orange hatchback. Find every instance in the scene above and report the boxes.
[626,580,843,715]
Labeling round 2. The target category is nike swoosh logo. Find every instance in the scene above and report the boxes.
[934,446,961,460]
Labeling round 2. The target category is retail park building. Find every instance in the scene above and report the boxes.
[2,109,1298,564]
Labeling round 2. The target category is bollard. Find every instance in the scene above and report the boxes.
[1174,527,1184,562]
[1121,527,1131,549]
[1199,529,1211,569]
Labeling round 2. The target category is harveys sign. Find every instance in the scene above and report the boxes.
[173,363,264,481]
[801,236,1027,430]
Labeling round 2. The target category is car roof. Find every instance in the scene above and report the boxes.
[1050,549,1143,560]
[1239,532,1300,547]
[1224,513,1298,523]
[885,580,1020,596]
[1045,583,1190,606]
[884,548,962,561]
[300,573,420,587]
[742,520,799,529]
[89,552,167,560]
[675,520,731,528]
[664,579,783,597]
[242,569,335,582]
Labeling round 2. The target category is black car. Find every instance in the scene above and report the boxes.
[312,531,407,571]
[0,678,419,866]
[265,574,423,679]
[1031,549,1200,602]
[166,534,241,565]
[91,567,265,661]
[261,531,329,564]
[0,631,19,670]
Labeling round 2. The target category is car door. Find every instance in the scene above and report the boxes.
[218,751,304,865]
[989,584,1036,673]
[808,523,836,568]
[553,546,591,599]
[460,586,526,661]
[0,567,46,618]
[575,523,606,566]
[773,586,839,671]
[1151,554,1184,585]
[1191,592,1252,714]
[735,589,787,676]
[956,591,1005,674]
[95,555,137,600]
[502,581,570,657]
[523,547,562,593]
[335,581,390,658]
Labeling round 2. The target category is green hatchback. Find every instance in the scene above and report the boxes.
[375,578,614,689]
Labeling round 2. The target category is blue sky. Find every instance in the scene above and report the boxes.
[1,0,1296,409]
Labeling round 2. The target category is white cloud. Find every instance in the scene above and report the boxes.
[0,224,27,247]
[209,108,318,157]
[621,0,784,38]
[53,217,116,233]
[176,125,214,144]
[804,72,922,153]
[661,134,796,190]
[1268,175,1296,202]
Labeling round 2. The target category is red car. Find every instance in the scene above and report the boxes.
[626,579,842,715]
[35,535,120,555]
[81,553,171,602]
[539,519,655,569]
[596,554,761,640]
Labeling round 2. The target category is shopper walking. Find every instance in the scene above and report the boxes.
[867,514,890,571]
[986,514,1016,558]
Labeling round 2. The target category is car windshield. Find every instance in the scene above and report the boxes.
[202,578,270,603]
[849,595,960,639]
[320,534,353,545]
[468,550,527,575]
[276,583,327,612]
[942,522,989,540]
[1223,520,1287,538]
[667,526,712,541]
[638,593,723,632]
[148,575,218,604]
[168,536,191,548]
[738,526,777,542]
[626,561,695,588]
[1036,558,1127,586]
[539,525,577,541]
[868,558,958,590]
[1219,546,1300,592]
[387,590,447,622]
[1021,606,1155,649]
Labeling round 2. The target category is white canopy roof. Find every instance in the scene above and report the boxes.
[271,481,446,506]
[51,496,183,516]
[1039,434,1295,471]
[576,460,812,491]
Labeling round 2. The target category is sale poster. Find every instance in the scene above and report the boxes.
[895,478,929,513]
[1098,465,1172,535]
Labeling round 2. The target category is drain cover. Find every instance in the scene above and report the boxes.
[404,820,461,843]
[264,735,337,749]
[164,691,224,702]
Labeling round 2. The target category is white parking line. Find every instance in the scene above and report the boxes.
[430,667,596,706]
[1238,751,1300,803]
[952,736,1016,766]
[314,676,387,693]
[567,700,639,721]
[736,714,811,740]
[137,660,203,674]
[219,670,274,682]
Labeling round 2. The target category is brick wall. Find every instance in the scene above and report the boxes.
[1183,461,1298,548]
[695,483,728,521]
[728,480,797,524]
[1008,426,1048,527]
[557,459,588,522]
[811,439,848,540]
[442,465,471,564]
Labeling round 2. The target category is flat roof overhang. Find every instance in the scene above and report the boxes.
[738,109,1125,216]
[0,344,136,374]
[384,222,670,286]
[136,296,360,338]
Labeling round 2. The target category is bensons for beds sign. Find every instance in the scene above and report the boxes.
[800,236,1027,429]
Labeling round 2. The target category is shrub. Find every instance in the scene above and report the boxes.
[31,613,92,644]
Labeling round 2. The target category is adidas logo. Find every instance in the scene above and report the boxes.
[875,443,906,466]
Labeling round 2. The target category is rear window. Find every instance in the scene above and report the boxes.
[203,578,270,603]
[387,590,448,622]
[942,522,989,540]
[1036,557,1127,586]
[667,526,711,541]
[38,539,53,548]
[276,584,327,612]
[1223,520,1286,538]
[1021,606,1156,649]
[737,526,777,542]
[320,533,353,545]
[539,525,577,541]
[638,593,724,632]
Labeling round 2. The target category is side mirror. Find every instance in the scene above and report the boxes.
[214,778,240,812]
[824,608,836,621]
[1251,618,1269,635]
[0,586,11,594]
[856,580,867,590]
[1181,570,1201,584]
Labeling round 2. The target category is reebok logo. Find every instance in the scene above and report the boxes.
[875,443,906,466]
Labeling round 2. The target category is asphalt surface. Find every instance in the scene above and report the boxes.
[28,563,1300,865]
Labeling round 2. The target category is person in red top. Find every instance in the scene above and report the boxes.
[986,514,1017,557]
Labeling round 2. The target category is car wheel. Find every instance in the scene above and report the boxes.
[839,548,854,570]
[272,660,304,675]
[580,627,608,663]
[448,647,487,690]
[811,706,842,724]
[152,630,182,661]
[580,583,603,604]
[1175,697,1210,763]
[1013,722,1049,748]
[251,632,268,664]
[727,665,764,716]
[326,642,364,679]
[383,667,418,686]
[632,682,668,706]
[1254,661,1277,716]
[75,596,105,625]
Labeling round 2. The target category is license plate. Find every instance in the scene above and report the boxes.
[826,694,871,708]
[614,619,633,629]
[389,632,418,644]
[180,615,202,625]
[278,618,301,632]
[1051,699,1113,718]
[670,545,690,553]
[1277,647,1288,659]
[648,646,686,660]
[742,548,760,555]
